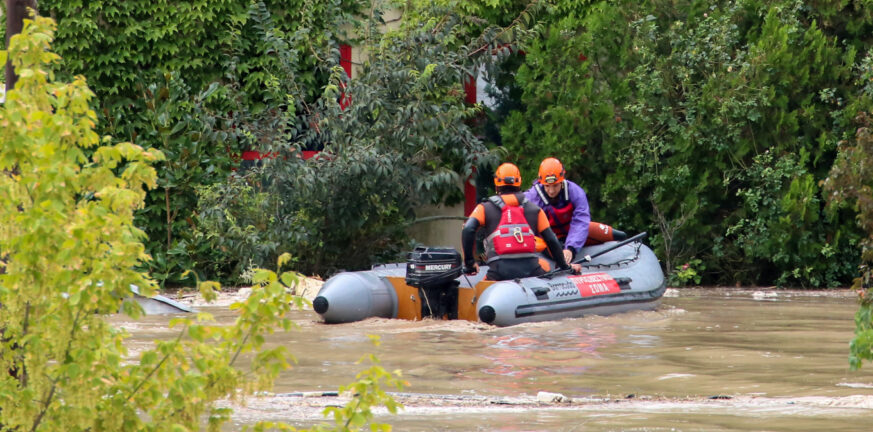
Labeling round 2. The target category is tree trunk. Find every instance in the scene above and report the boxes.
[5,0,38,94]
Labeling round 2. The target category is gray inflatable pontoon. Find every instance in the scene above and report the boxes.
[314,234,665,327]
[128,284,194,314]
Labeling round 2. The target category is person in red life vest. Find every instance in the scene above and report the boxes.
[524,157,591,264]
[462,163,581,281]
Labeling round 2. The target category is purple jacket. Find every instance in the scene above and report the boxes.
[524,179,590,253]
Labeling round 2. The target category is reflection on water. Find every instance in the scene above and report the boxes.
[112,288,873,431]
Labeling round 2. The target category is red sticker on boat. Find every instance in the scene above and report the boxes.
[568,273,620,297]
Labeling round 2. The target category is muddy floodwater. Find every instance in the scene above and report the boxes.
[112,288,873,431]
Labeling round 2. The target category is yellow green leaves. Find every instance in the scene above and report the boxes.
[198,280,221,303]
[316,336,406,432]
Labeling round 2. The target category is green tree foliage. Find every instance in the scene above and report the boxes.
[0,17,403,431]
[194,3,548,279]
[41,0,365,99]
[28,0,542,284]
[35,0,370,285]
[826,112,873,369]
[312,336,405,432]
[824,49,873,369]
[28,0,873,288]
[491,0,867,287]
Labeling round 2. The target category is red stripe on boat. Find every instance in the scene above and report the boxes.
[568,273,620,297]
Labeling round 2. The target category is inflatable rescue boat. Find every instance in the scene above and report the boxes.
[313,224,666,327]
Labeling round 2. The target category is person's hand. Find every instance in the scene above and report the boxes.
[570,263,582,274]
[464,263,479,275]
[563,249,574,264]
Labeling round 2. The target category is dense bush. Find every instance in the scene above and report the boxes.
[194,5,517,281]
[489,0,871,287]
[21,0,873,288]
[0,17,278,430]
[824,49,873,368]
[37,0,370,285]
[1,18,406,430]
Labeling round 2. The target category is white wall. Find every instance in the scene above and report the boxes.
[344,7,468,252]
[407,203,465,252]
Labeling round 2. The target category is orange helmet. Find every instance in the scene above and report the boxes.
[493,163,522,188]
[538,157,565,184]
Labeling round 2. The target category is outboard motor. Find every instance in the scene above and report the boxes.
[405,246,462,319]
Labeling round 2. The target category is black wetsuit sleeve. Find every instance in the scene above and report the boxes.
[542,227,570,270]
[461,217,480,267]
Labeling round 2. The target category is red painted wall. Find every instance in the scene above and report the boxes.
[463,74,477,216]
[242,45,355,163]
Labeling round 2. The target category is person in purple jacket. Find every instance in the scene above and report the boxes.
[524,157,591,264]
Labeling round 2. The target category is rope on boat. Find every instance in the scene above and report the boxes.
[578,232,647,270]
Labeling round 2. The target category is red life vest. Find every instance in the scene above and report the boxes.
[546,203,575,240]
[535,182,574,240]
[484,196,537,263]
